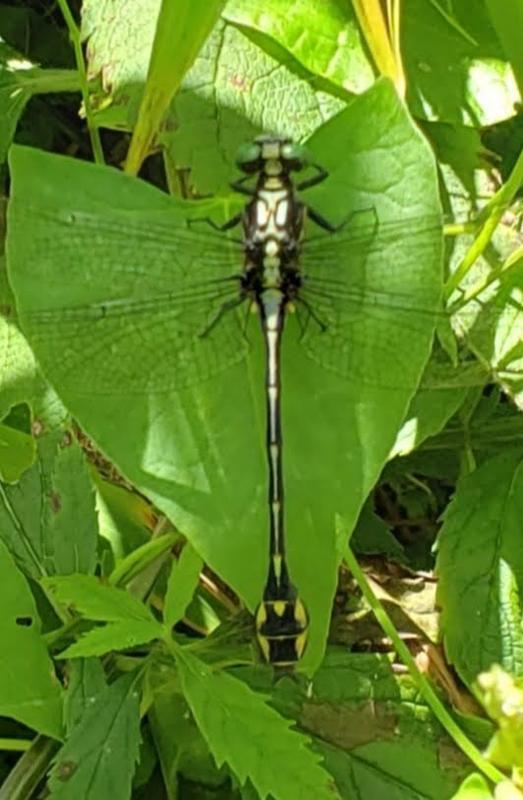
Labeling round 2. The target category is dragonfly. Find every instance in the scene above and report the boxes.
[7,137,456,666]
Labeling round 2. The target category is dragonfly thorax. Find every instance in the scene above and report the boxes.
[253,187,293,236]
[244,173,303,284]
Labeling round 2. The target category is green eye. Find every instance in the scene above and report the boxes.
[236,142,261,166]
[280,142,309,164]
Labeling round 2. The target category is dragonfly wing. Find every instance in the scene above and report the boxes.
[7,202,249,395]
[298,212,444,389]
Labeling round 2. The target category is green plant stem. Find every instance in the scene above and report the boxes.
[42,614,83,651]
[343,545,505,785]
[20,68,80,95]
[56,0,104,165]
[444,145,523,299]
[109,531,179,588]
[0,739,31,752]
[0,736,59,800]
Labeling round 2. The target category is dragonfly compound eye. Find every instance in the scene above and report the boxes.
[236,142,262,173]
[280,141,309,171]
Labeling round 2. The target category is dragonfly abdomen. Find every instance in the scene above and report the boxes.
[255,287,308,667]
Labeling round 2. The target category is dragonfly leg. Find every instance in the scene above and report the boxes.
[188,212,243,235]
[200,293,247,338]
[307,205,346,233]
[295,296,328,336]
[296,163,329,191]
[305,204,378,237]
[239,299,255,343]
[230,175,256,196]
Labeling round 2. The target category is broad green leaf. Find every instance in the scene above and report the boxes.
[319,738,462,800]
[126,0,226,174]
[82,1,346,194]
[175,646,339,800]
[44,438,98,576]
[403,0,519,126]
[6,79,442,670]
[0,431,96,579]
[82,0,163,127]
[224,0,374,94]
[232,649,471,798]
[47,671,141,800]
[271,650,471,799]
[164,543,203,629]
[168,20,345,194]
[58,619,162,659]
[63,659,107,733]
[0,538,63,738]
[42,574,155,623]
[0,419,35,482]
[450,773,493,799]
[436,449,523,685]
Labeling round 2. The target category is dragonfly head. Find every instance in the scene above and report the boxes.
[236,135,310,178]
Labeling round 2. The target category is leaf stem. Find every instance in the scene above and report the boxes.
[0,738,31,752]
[56,0,104,165]
[19,69,80,95]
[352,0,405,96]
[343,544,505,785]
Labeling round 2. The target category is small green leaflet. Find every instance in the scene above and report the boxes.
[164,542,203,629]
[42,573,155,622]
[43,573,163,658]
[0,421,35,483]
[57,619,162,659]
[47,671,141,800]
[174,645,340,800]
[63,659,107,733]
[0,431,97,580]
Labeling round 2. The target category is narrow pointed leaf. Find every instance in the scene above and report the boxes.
[164,543,203,629]
[42,574,154,623]
[47,672,141,800]
[58,619,162,659]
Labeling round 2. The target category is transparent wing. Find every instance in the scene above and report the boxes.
[297,211,444,389]
[8,202,251,395]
